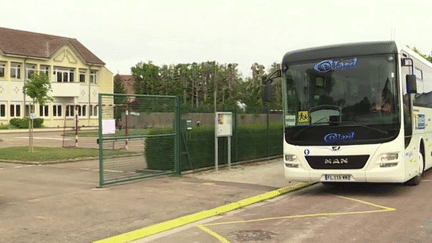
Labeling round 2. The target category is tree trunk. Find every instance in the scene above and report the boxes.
[29,102,34,152]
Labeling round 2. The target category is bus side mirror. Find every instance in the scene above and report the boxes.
[264,84,272,102]
[406,74,417,94]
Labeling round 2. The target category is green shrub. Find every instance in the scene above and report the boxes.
[33,118,44,128]
[145,129,175,171]
[8,117,44,129]
[9,118,20,128]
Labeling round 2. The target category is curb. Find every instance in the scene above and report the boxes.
[93,182,315,243]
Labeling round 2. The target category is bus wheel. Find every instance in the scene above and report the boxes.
[407,150,425,186]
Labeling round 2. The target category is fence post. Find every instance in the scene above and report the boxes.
[174,96,181,175]
[267,106,270,157]
[98,93,104,187]
[233,105,238,162]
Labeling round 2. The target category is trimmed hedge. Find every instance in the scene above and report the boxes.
[145,123,283,172]
[10,117,44,129]
[145,132,175,171]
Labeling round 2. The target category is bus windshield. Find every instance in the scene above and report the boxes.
[284,54,400,145]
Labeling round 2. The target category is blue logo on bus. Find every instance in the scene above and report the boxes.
[324,132,356,144]
[314,58,358,74]
[416,114,425,130]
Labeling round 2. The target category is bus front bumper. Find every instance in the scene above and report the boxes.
[284,165,406,183]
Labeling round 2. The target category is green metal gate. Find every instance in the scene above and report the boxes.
[98,93,180,187]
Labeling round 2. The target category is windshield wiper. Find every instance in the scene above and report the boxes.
[291,122,327,139]
[342,122,389,135]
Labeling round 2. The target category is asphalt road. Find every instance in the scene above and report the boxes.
[139,169,432,243]
[0,130,99,148]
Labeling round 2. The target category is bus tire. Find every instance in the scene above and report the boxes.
[407,148,425,186]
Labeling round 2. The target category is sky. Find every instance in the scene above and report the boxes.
[1,0,432,78]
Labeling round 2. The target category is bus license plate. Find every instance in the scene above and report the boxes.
[324,174,351,181]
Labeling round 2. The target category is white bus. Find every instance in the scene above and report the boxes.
[276,41,432,185]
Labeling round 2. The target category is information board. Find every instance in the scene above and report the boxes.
[215,112,232,137]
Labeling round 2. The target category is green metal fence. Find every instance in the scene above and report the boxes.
[98,94,283,186]
[98,93,180,187]
[180,106,283,171]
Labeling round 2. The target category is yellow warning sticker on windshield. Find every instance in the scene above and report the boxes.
[297,111,310,125]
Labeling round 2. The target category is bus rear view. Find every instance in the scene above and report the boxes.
[281,41,431,185]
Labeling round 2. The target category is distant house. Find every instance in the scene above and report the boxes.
[0,27,113,127]
[115,74,135,95]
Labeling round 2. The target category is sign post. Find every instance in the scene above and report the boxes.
[215,112,233,171]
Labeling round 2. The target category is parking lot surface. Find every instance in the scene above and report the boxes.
[136,170,432,243]
[0,156,293,243]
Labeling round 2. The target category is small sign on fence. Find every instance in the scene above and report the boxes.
[102,119,116,134]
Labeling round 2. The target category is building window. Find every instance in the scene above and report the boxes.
[53,105,62,117]
[40,65,50,77]
[25,104,35,117]
[55,68,75,82]
[75,105,87,117]
[415,68,423,80]
[39,105,49,117]
[26,64,36,79]
[66,105,75,117]
[78,105,87,117]
[11,63,21,79]
[0,63,5,78]
[0,104,5,117]
[90,70,97,84]
[80,70,86,83]
[76,105,82,116]
[89,105,98,117]
[10,104,21,117]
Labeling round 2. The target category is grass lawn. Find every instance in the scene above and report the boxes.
[0,146,140,163]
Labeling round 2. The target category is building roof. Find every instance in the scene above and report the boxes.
[0,27,105,65]
[116,74,135,94]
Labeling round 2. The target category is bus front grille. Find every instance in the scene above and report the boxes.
[305,155,369,169]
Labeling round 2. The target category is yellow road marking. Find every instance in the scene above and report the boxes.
[336,195,395,211]
[197,225,231,243]
[199,195,396,242]
[92,182,312,243]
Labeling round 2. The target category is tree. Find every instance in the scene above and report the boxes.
[113,74,126,94]
[131,61,160,95]
[23,72,53,152]
[408,46,432,63]
[113,75,127,121]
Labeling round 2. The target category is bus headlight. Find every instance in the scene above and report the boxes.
[285,154,299,168]
[380,153,398,167]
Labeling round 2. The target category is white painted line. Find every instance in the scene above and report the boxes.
[15,137,72,141]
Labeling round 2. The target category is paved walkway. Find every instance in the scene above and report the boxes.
[0,158,297,243]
